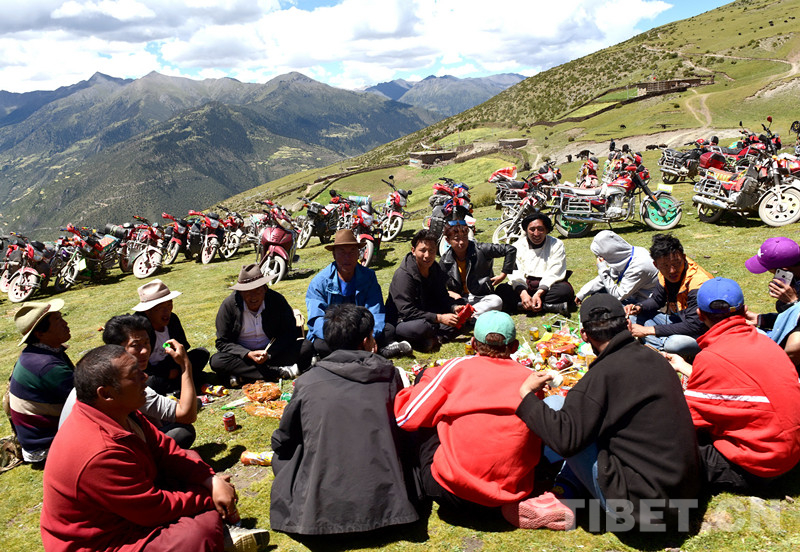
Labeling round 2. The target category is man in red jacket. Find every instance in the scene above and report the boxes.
[665,277,800,493]
[394,311,572,529]
[40,345,268,552]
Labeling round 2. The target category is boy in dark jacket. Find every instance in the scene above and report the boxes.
[270,304,419,535]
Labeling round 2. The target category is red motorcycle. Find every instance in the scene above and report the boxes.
[377,175,412,242]
[53,225,122,292]
[259,206,298,285]
[6,239,58,302]
[0,234,27,293]
[161,212,191,264]
[219,206,245,260]
[331,191,380,267]
[188,210,224,264]
[118,215,164,278]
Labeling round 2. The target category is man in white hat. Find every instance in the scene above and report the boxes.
[8,299,73,463]
[209,264,302,387]
[132,279,210,394]
[297,229,411,371]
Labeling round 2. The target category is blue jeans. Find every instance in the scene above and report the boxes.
[542,395,607,509]
[632,312,701,361]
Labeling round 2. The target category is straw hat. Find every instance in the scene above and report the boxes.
[324,229,360,251]
[131,279,182,312]
[230,264,271,291]
[15,299,64,346]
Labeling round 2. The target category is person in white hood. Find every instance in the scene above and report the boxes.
[575,231,659,305]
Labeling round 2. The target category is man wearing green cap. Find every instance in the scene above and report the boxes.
[393,312,564,527]
[7,299,74,463]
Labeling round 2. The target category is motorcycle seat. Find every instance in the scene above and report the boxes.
[557,185,605,197]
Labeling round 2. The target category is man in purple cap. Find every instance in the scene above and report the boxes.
[664,278,800,493]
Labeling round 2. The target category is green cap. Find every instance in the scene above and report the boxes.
[474,311,516,345]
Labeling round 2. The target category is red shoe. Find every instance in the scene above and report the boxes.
[501,491,575,530]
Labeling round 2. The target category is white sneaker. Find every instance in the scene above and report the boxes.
[278,364,300,379]
[224,524,270,552]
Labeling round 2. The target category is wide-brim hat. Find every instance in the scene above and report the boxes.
[15,299,64,346]
[131,279,182,312]
[324,229,360,251]
[230,263,271,291]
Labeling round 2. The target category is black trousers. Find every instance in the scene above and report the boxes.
[147,348,211,395]
[519,276,575,306]
[208,351,283,382]
[395,319,463,353]
[698,439,778,494]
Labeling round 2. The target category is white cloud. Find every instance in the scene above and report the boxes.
[0,0,683,93]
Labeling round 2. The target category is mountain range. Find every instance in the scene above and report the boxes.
[363,74,525,117]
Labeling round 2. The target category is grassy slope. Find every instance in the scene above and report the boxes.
[6,0,800,549]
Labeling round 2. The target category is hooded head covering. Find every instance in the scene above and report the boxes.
[590,231,635,275]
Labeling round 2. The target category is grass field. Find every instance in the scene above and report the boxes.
[4,154,800,551]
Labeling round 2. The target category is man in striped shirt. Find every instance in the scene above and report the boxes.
[665,278,800,493]
[8,299,73,464]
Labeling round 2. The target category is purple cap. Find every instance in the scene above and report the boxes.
[745,237,800,274]
[697,278,744,314]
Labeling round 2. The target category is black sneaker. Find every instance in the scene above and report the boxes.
[379,340,413,358]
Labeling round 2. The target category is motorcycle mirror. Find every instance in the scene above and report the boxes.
[767,116,773,123]
[388,175,394,180]
[329,189,337,196]
[408,190,413,195]
[739,121,743,127]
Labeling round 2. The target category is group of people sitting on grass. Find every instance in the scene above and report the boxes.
[7,217,800,550]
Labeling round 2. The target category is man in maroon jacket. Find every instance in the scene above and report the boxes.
[40,345,268,552]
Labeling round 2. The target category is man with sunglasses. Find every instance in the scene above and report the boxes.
[440,220,518,316]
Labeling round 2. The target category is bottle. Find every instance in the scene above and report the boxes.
[240,451,273,466]
[201,383,229,397]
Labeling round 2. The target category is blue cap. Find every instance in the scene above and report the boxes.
[697,277,744,314]
[474,311,516,345]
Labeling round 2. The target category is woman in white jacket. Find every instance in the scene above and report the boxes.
[575,230,659,305]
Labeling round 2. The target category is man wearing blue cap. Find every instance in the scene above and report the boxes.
[664,277,800,493]
[394,312,570,529]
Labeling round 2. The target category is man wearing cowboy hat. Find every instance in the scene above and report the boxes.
[132,279,210,394]
[209,264,302,387]
[8,299,74,463]
[298,229,411,371]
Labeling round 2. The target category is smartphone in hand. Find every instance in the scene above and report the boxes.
[774,268,793,285]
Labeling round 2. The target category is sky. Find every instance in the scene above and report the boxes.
[0,0,732,94]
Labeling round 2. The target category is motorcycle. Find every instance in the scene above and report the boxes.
[219,206,245,260]
[692,150,800,226]
[551,161,683,238]
[330,191,381,266]
[295,196,340,248]
[259,206,298,285]
[492,162,561,220]
[657,139,712,184]
[377,175,412,242]
[161,212,191,265]
[0,234,28,293]
[491,185,553,245]
[117,215,164,278]
[187,210,224,264]
[53,225,122,292]
[6,239,58,302]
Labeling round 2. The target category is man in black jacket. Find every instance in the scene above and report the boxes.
[132,279,210,394]
[386,229,468,352]
[515,294,700,532]
[209,264,302,387]
[440,220,518,315]
[270,304,419,535]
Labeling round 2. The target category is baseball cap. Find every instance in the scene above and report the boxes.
[579,294,626,324]
[745,237,800,274]
[474,311,516,345]
[697,277,745,314]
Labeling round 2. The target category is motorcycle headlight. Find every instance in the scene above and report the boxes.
[209,219,220,229]
[362,213,374,226]
[398,197,407,207]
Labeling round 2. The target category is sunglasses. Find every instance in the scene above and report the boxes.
[446,219,468,226]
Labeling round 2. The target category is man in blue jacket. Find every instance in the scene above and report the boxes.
[298,229,411,371]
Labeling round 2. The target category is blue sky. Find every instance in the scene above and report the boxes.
[0,0,731,93]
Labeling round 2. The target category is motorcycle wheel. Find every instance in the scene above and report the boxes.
[759,188,800,227]
[296,222,313,249]
[201,239,218,264]
[358,239,375,267]
[501,205,517,221]
[696,204,723,223]
[661,172,679,185]
[133,249,162,279]
[163,241,181,265]
[8,272,38,303]
[554,214,593,238]
[54,261,79,293]
[642,195,682,230]
[260,255,287,285]
[382,215,404,241]
[0,268,13,293]
[492,220,522,245]
[220,234,241,260]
